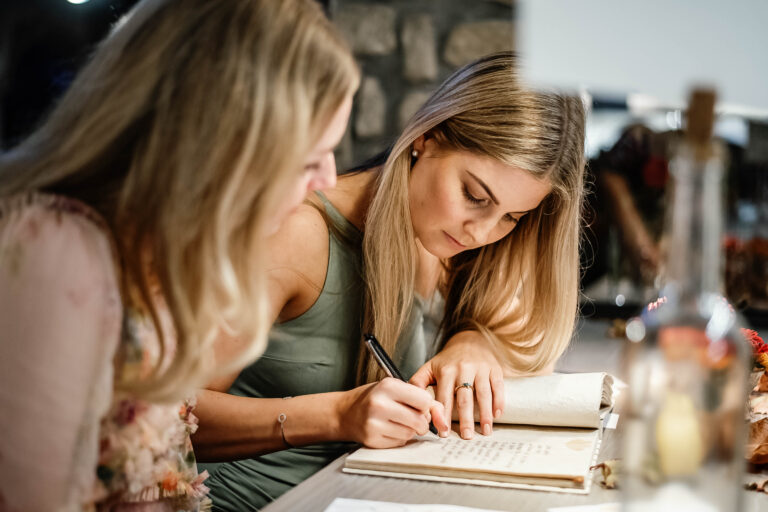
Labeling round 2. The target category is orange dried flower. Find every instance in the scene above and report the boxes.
[161,471,179,492]
[745,329,767,354]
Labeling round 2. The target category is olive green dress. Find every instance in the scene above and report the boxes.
[202,193,430,511]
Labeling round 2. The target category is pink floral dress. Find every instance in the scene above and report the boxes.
[0,193,210,511]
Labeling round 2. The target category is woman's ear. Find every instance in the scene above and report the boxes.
[412,134,426,155]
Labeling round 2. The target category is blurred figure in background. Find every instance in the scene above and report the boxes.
[587,125,673,287]
[584,123,764,311]
[0,0,357,509]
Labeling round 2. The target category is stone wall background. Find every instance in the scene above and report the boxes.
[329,0,515,169]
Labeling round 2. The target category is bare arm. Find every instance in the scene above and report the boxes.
[601,170,660,273]
[193,205,447,462]
[193,205,340,461]
[194,387,348,461]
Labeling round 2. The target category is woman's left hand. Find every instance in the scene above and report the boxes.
[409,330,505,440]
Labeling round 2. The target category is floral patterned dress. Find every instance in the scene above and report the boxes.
[93,306,212,510]
[0,193,210,511]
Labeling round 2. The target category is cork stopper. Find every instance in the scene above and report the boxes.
[685,88,716,161]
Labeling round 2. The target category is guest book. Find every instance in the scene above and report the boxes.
[343,373,615,494]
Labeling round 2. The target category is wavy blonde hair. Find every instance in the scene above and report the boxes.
[0,0,358,402]
[360,52,585,383]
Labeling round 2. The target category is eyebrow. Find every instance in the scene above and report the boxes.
[466,170,499,205]
[465,170,534,215]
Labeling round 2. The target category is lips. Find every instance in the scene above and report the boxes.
[443,231,467,249]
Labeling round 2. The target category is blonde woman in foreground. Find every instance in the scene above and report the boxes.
[0,0,358,509]
[194,52,586,511]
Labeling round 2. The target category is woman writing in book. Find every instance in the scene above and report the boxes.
[0,0,358,509]
[194,52,586,511]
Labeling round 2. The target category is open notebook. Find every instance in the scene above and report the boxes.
[343,372,615,494]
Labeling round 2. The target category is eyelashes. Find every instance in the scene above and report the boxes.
[503,214,519,224]
[462,184,486,205]
[462,184,519,224]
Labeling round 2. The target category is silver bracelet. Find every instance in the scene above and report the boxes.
[277,412,294,448]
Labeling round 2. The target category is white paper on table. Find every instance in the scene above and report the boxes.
[324,498,510,512]
[547,504,620,512]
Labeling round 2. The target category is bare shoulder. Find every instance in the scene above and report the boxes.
[266,202,331,321]
[267,202,330,279]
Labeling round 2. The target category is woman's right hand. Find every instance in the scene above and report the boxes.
[336,378,448,448]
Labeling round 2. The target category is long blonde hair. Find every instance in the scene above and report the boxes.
[361,52,585,382]
[0,0,358,402]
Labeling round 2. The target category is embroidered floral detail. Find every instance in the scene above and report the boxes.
[94,312,208,509]
[95,395,207,507]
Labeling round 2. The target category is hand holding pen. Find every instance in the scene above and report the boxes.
[363,334,449,438]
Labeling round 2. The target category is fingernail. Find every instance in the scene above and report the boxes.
[462,428,473,440]
[483,423,491,436]
[439,430,449,438]
[494,409,501,418]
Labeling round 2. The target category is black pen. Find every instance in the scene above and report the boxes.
[363,333,439,435]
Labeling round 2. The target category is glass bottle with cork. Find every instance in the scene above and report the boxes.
[621,89,752,511]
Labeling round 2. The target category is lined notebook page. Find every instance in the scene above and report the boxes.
[346,426,599,480]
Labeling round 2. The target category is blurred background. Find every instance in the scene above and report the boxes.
[1,0,766,326]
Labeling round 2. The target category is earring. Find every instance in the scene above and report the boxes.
[411,149,418,158]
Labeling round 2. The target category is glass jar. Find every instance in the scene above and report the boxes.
[621,94,752,511]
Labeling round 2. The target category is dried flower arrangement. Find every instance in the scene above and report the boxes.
[746,328,768,492]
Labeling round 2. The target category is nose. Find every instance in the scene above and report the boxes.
[463,216,497,246]
[309,152,337,193]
